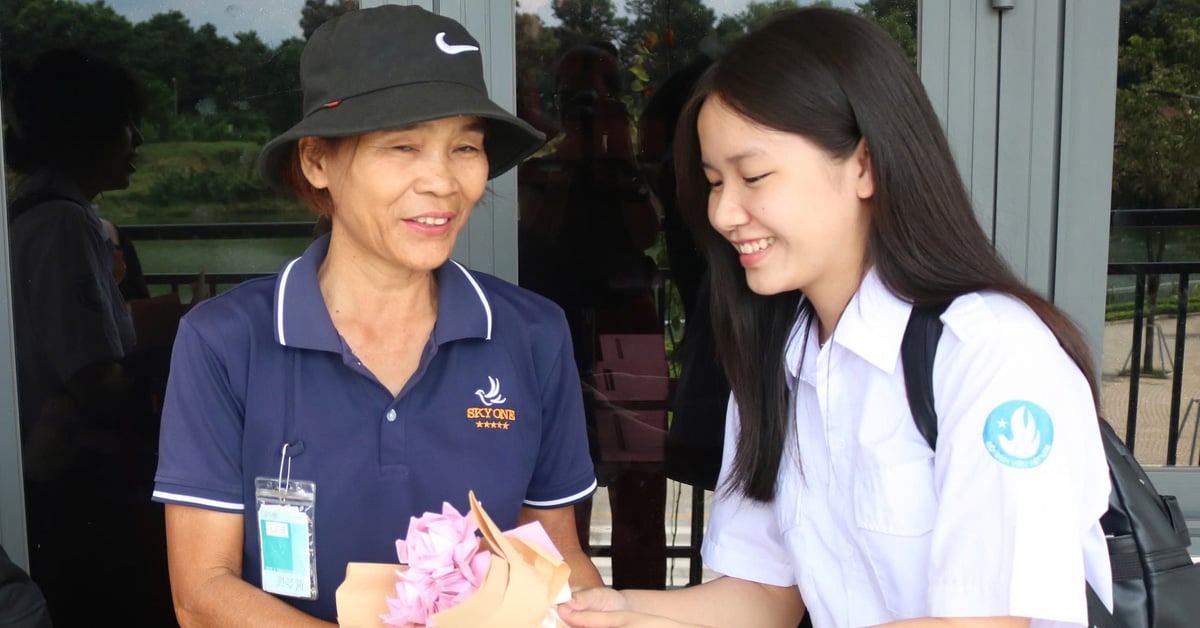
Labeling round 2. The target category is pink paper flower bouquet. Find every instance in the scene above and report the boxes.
[335,491,572,628]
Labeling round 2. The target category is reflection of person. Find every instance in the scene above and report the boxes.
[152,5,602,625]
[562,8,1111,628]
[3,47,176,627]
[0,543,51,628]
[519,42,668,590]
[637,53,729,493]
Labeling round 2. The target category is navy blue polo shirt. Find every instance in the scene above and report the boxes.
[152,234,596,620]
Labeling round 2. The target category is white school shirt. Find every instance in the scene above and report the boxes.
[702,269,1112,628]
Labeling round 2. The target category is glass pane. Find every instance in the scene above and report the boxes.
[0,1,350,624]
[1104,0,1200,467]
[513,0,918,588]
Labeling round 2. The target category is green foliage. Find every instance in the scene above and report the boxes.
[553,0,627,50]
[145,168,265,206]
[1112,16,1200,211]
[300,0,359,40]
[1105,291,1200,321]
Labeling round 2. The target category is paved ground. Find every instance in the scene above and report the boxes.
[587,314,1200,586]
[1100,313,1200,465]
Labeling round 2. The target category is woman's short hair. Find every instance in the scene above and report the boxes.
[3,48,148,174]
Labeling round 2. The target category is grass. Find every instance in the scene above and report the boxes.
[1106,293,1200,321]
[94,141,312,225]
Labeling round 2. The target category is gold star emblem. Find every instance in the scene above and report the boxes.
[476,421,484,428]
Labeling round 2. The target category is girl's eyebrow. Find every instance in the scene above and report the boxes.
[701,148,766,169]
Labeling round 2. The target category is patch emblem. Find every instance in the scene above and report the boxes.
[982,400,1054,468]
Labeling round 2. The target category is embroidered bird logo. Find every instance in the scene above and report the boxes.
[475,376,506,406]
[998,405,1042,459]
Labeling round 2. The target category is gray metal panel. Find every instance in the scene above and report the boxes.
[0,95,30,569]
[368,0,518,280]
[456,0,521,283]
[993,0,1062,293]
[919,0,999,239]
[1055,0,1119,369]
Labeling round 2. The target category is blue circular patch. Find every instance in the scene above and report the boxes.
[982,400,1054,468]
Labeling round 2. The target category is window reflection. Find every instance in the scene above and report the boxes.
[1,1,345,624]
[1104,0,1200,466]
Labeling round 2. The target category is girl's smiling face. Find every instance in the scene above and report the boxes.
[699,95,875,300]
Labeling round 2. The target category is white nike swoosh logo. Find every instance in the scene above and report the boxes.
[436,32,479,55]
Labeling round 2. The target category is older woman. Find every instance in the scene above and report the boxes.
[152,6,601,626]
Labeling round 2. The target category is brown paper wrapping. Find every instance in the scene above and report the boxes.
[336,491,571,627]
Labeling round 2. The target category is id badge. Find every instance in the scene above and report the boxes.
[255,475,317,599]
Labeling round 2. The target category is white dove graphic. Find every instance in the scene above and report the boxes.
[474,376,507,406]
[998,405,1042,459]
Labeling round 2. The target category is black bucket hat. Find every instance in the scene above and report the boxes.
[258,4,545,189]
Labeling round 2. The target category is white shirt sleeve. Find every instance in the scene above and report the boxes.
[701,395,797,587]
[927,294,1111,625]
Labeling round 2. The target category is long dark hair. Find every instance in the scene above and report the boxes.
[674,7,1099,503]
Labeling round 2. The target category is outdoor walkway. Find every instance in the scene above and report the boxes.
[1100,313,1200,466]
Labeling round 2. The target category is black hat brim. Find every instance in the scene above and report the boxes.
[259,80,545,190]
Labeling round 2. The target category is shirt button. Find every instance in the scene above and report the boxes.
[829,436,845,451]
[386,409,397,422]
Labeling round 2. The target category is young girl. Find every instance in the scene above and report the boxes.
[560,7,1111,628]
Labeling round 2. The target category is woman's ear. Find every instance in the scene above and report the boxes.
[297,137,331,190]
[853,138,875,201]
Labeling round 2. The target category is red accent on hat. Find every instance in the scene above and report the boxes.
[324,100,342,108]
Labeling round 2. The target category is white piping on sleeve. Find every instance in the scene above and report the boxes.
[152,490,245,511]
[523,479,598,508]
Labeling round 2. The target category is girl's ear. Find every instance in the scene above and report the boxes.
[298,137,331,190]
[853,138,875,201]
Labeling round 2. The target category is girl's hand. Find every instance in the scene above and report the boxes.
[558,589,708,628]
[561,587,632,614]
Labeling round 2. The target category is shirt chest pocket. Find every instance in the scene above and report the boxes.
[853,455,936,537]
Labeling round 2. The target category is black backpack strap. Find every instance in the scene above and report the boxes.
[901,302,950,450]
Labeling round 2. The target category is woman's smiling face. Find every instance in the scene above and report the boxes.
[302,115,489,273]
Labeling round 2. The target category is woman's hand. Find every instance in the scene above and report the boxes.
[558,588,709,628]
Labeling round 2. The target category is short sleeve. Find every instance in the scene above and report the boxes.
[523,311,597,507]
[701,396,796,587]
[20,204,129,381]
[152,317,248,512]
[927,296,1111,625]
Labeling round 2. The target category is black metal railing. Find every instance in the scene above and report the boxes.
[1105,262,1199,463]
[1109,208,1200,464]
[121,221,314,294]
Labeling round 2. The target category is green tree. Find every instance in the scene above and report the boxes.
[620,0,715,117]
[553,0,626,51]
[516,11,566,132]
[1,0,134,62]
[1111,6,1200,372]
[714,0,806,41]
[857,0,917,63]
[300,0,360,40]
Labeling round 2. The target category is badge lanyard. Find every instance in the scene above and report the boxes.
[256,443,317,599]
[254,352,318,599]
